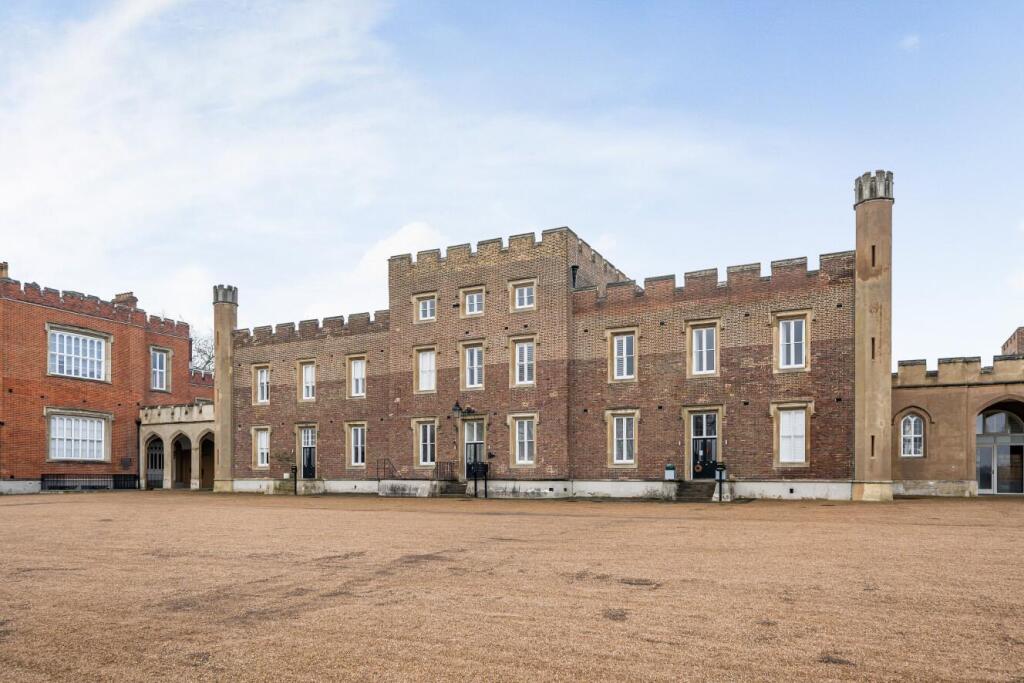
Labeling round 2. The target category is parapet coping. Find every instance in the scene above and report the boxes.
[0,278,191,336]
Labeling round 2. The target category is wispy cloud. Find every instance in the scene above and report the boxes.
[899,34,921,51]
[0,1,775,334]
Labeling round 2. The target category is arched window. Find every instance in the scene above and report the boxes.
[900,414,924,457]
[976,410,1024,435]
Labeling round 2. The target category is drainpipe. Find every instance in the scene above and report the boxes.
[135,418,142,490]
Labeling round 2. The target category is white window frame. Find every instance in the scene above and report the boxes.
[464,289,485,316]
[418,421,436,465]
[778,408,806,464]
[350,424,366,466]
[416,348,436,393]
[692,326,716,375]
[513,284,535,310]
[255,427,270,468]
[901,414,924,457]
[48,413,106,461]
[47,328,107,382]
[613,414,636,464]
[465,345,484,389]
[300,362,316,400]
[514,417,535,465]
[514,339,535,386]
[150,348,169,391]
[612,332,636,380]
[350,357,366,397]
[779,318,806,369]
[417,296,437,321]
[255,366,270,404]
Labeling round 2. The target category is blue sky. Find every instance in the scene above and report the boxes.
[0,1,1022,366]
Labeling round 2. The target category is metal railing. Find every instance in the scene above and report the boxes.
[434,461,456,481]
[375,458,400,482]
[41,474,139,491]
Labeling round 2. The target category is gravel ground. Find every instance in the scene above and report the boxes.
[0,492,1022,681]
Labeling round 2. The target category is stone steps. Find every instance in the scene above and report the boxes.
[675,480,717,502]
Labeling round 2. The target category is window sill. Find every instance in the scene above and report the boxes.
[511,382,536,389]
[608,377,638,384]
[775,366,810,375]
[46,373,112,385]
[610,462,637,469]
[774,461,809,469]
[46,458,111,464]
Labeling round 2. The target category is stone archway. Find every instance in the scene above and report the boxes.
[171,434,192,489]
[145,436,165,490]
[975,400,1024,494]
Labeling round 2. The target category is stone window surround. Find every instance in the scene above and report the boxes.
[770,400,814,468]
[149,345,172,393]
[251,363,271,406]
[508,334,537,388]
[507,412,538,468]
[251,425,271,469]
[346,353,368,399]
[604,408,639,468]
[411,417,439,468]
[44,407,114,463]
[413,345,437,395]
[44,322,114,384]
[412,291,438,323]
[685,318,721,379]
[346,421,368,469]
[508,278,538,312]
[459,339,486,391]
[605,326,639,384]
[459,285,486,318]
[772,309,812,374]
[296,359,316,402]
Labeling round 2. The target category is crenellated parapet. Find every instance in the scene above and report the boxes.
[233,309,391,347]
[189,369,214,387]
[388,227,628,283]
[0,278,191,337]
[893,355,1024,387]
[571,251,854,312]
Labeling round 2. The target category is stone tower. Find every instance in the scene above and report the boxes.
[853,171,894,501]
[213,284,238,492]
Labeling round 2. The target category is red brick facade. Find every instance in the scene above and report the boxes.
[0,275,212,485]
[226,228,855,486]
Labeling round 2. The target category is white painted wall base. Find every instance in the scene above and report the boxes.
[378,480,440,497]
[731,480,853,501]
[469,480,571,498]
[571,480,677,500]
[894,479,976,497]
[0,480,41,495]
[323,480,378,495]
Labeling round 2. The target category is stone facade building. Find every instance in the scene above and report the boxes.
[0,264,213,493]
[208,170,934,501]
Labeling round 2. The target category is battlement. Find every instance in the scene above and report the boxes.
[388,227,628,283]
[189,369,214,386]
[854,170,894,206]
[893,355,1024,387]
[233,309,391,346]
[0,278,191,337]
[139,402,215,425]
[571,251,854,311]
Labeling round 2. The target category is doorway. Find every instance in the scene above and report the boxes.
[464,420,484,478]
[976,407,1024,494]
[146,437,164,489]
[200,436,214,489]
[691,412,718,479]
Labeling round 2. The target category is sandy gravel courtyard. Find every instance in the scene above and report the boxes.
[0,492,1022,681]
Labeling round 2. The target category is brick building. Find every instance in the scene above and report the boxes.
[0,264,213,493]
[208,170,900,500]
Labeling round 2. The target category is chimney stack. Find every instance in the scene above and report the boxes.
[0,262,8,279]
[112,291,138,308]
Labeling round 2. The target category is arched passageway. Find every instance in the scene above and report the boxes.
[146,437,165,490]
[976,402,1024,494]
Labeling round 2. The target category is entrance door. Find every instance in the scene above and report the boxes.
[200,439,214,489]
[146,438,164,489]
[976,446,993,493]
[691,412,717,479]
[464,421,484,478]
[300,427,317,479]
[976,409,1024,493]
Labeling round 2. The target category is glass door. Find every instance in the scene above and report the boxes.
[976,446,993,493]
[464,421,484,478]
[996,445,1024,494]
